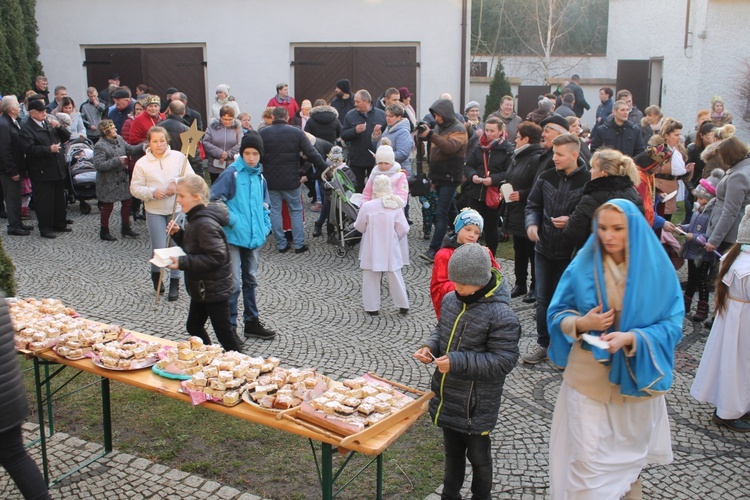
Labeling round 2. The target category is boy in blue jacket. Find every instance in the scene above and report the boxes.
[209,132,276,339]
[414,243,520,499]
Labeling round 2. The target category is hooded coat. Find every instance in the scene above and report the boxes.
[425,99,468,186]
[202,118,243,175]
[172,203,234,303]
[504,143,545,236]
[424,269,520,434]
[304,105,341,144]
[0,296,28,434]
[375,117,413,173]
[93,134,143,203]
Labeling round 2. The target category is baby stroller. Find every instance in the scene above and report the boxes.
[322,164,360,257]
[65,138,97,214]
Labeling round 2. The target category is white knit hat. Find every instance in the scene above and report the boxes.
[216,84,230,95]
[737,204,750,245]
[373,174,404,209]
[375,145,395,165]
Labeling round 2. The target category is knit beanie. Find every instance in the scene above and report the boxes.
[454,208,484,234]
[55,112,71,127]
[375,145,395,165]
[216,84,230,95]
[301,99,312,110]
[336,79,351,94]
[737,205,750,245]
[448,243,492,287]
[693,169,724,200]
[240,131,264,161]
[328,145,343,165]
[373,174,404,209]
[464,100,480,113]
[538,97,554,111]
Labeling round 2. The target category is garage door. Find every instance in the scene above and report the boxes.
[84,46,207,127]
[293,46,418,108]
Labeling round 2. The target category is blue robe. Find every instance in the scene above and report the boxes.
[547,198,684,398]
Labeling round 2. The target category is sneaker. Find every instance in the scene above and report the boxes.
[522,345,548,365]
[419,249,436,263]
[244,318,277,340]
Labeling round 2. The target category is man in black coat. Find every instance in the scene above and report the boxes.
[259,107,327,253]
[340,89,387,192]
[523,133,590,365]
[0,97,32,235]
[330,79,354,126]
[19,99,71,238]
[157,101,202,176]
[171,92,204,131]
[564,75,590,118]
[589,100,646,157]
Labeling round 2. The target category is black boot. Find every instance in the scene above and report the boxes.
[684,295,693,316]
[523,287,537,304]
[510,284,527,298]
[151,272,165,295]
[168,278,180,302]
[100,227,118,241]
[313,222,323,237]
[244,317,277,340]
[121,224,139,238]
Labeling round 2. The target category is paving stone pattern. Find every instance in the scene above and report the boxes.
[1,203,748,498]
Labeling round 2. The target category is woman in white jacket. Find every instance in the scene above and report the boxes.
[130,126,194,300]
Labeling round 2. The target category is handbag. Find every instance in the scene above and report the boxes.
[483,152,501,209]
[408,171,430,197]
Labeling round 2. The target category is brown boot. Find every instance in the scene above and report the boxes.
[692,300,709,322]
[683,295,692,315]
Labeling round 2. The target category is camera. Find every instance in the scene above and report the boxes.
[417,121,429,134]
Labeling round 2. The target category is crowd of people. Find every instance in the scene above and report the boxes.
[1,71,749,499]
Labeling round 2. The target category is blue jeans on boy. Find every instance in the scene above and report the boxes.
[269,187,304,250]
[534,251,571,348]
[429,184,458,252]
[228,244,259,328]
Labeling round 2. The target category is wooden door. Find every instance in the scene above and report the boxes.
[84,48,143,95]
[616,60,650,111]
[293,47,353,104]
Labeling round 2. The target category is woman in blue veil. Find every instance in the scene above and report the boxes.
[547,198,683,499]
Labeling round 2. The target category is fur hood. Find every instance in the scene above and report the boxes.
[701,140,722,162]
[309,105,338,118]
[208,118,241,130]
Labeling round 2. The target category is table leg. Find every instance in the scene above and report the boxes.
[321,442,333,500]
[33,358,49,485]
[376,453,383,500]
[44,363,54,436]
[101,377,112,452]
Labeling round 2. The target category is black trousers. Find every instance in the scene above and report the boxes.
[0,174,23,231]
[31,179,67,232]
[186,299,242,352]
[0,425,50,500]
[512,235,536,288]
[466,197,500,257]
[441,428,493,500]
[686,259,712,303]
[350,165,372,193]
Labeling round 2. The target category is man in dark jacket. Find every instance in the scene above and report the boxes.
[158,101,203,176]
[171,92,204,131]
[593,87,614,133]
[32,75,50,106]
[330,79,354,126]
[259,107,327,254]
[0,97,32,236]
[564,74,590,118]
[554,92,576,118]
[589,100,646,157]
[340,89,387,191]
[417,98,468,262]
[19,99,71,238]
[523,133,590,364]
[616,89,644,126]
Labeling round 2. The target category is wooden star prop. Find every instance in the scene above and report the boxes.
[179,119,205,159]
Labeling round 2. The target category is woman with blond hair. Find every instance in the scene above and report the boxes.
[640,105,663,146]
[710,96,733,126]
[562,148,644,251]
[654,118,692,220]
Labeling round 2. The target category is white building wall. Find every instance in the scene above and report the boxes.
[35,0,468,120]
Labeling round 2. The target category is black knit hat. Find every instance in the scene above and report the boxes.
[240,131,264,161]
[336,79,351,94]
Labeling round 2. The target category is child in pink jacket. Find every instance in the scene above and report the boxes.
[360,144,409,204]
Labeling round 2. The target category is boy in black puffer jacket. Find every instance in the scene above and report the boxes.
[167,174,241,352]
[415,243,520,500]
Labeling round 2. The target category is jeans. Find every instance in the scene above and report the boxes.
[228,244,259,327]
[145,211,183,278]
[534,251,571,348]
[429,184,458,252]
[269,188,304,250]
[186,299,241,352]
[441,428,493,500]
[0,425,50,500]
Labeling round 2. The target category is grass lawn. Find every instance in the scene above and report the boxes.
[21,358,443,499]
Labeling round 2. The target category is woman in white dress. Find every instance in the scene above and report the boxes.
[547,199,684,499]
[691,205,750,432]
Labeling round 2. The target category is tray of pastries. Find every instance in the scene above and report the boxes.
[241,368,328,412]
[89,332,162,370]
[10,298,79,352]
[181,352,284,407]
[54,323,124,360]
[152,336,224,380]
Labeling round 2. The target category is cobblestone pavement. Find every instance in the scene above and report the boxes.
[1,202,748,499]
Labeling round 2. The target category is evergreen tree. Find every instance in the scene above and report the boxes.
[19,0,42,79]
[0,237,16,296]
[483,60,512,120]
[0,0,42,96]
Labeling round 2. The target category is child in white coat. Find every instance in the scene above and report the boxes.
[354,174,410,315]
